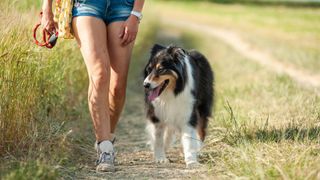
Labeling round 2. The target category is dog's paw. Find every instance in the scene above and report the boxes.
[186,161,202,169]
[155,157,170,164]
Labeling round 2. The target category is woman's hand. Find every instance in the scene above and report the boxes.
[41,8,57,34]
[119,15,140,46]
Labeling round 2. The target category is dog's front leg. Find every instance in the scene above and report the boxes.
[181,124,202,168]
[153,123,169,163]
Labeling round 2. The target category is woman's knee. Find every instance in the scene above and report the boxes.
[88,72,109,106]
[90,71,110,91]
[83,49,110,91]
[110,81,127,99]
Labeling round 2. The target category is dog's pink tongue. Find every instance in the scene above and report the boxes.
[148,86,161,101]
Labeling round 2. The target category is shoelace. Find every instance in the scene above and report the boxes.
[96,152,114,165]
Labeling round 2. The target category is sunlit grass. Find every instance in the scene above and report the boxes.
[0,6,88,178]
[141,18,320,178]
[183,25,320,179]
[154,0,320,74]
[0,1,159,178]
[1,0,320,179]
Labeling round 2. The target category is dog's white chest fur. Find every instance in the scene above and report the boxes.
[152,90,194,127]
[151,57,195,127]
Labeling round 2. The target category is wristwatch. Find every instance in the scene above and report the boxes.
[131,10,143,22]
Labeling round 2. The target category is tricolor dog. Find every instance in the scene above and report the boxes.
[143,44,214,168]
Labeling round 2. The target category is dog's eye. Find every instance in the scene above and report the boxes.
[157,68,166,74]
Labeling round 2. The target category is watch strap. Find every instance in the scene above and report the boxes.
[131,10,143,21]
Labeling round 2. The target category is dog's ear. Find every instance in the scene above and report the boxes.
[175,48,186,60]
[151,44,165,56]
[168,46,186,61]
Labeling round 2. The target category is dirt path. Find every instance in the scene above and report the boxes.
[74,90,209,179]
[164,19,320,94]
[72,31,211,179]
[72,15,320,179]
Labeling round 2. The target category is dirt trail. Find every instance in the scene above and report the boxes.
[73,33,210,179]
[164,19,320,94]
[73,15,320,179]
[74,91,209,179]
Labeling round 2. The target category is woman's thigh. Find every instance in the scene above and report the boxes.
[72,16,109,77]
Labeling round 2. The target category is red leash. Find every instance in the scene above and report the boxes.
[33,12,58,49]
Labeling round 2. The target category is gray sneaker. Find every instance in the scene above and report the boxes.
[95,140,115,172]
[96,151,115,172]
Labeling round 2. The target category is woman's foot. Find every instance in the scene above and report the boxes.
[96,140,115,172]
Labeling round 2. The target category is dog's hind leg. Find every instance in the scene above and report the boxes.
[181,124,203,168]
[148,122,169,163]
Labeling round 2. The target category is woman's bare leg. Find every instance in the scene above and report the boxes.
[72,16,113,142]
[107,21,135,133]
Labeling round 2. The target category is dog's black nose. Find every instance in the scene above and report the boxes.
[144,82,151,89]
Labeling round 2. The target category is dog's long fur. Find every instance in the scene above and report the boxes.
[143,44,214,167]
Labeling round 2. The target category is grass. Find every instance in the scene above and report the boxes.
[154,0,320,75]
[1,0,320,179]
[131,15,320,177]
[157,18,320,180]
[199,31,320,179]
[146,1,320,177]
[0,1,159,178]
[0,5,87,178]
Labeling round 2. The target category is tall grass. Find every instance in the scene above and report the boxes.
[193,28,320,179]
[155,18,320,178]
[0,2,87,178]
[0,0,42,11]
[0,9,84,153]
[0,0,159,178]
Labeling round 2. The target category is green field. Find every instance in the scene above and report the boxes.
[1,0,320,179]
[152,1,320,179]
[156,1,320,74]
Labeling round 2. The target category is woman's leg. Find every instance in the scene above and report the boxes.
[72,16,113,142]
[107,21,135,133]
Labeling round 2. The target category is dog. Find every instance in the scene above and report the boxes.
[143,44,214,168]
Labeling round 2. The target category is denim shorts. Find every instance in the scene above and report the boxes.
[72,0,135,24]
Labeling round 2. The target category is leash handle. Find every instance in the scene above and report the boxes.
[33,12,58,49]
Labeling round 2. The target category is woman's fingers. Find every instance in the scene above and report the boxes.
[123,34,134,46]
[121,29,137,46]
[119,24,125,38]
[123,34,130,45]
[127,34,136,45]
[121,31,129,45]
[120,26,129,44]
[41,13,56,34]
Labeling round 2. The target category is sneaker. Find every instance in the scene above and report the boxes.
[95,140,115,172]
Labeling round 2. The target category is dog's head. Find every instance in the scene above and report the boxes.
[143,44,188,102]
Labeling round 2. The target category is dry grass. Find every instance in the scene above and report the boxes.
[1,0,320,179]
[154,0,320,74]
[0,5,89,178]
[144,1,320,177]
[0,1,159,178]
[187,25,320,179]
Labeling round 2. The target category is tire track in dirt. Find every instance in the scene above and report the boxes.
[164,19,320,95]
